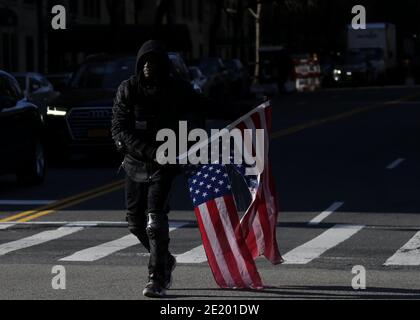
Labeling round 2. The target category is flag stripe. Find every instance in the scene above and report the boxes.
[245,113,275,261]
[219,196,263,288]
[255,108,282,264]
[263,164,283,264]
[197,204,237,287]
[206,200,247,288]
[194,207,229,288]
[256,195,274,260]
[236,121,260,257]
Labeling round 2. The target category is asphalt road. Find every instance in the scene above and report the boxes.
[1,85,420,300]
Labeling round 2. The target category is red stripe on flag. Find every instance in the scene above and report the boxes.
[206,199,247,288]
[194,207,228,288]
[256,190,276,262]
[264,164,283,264]
[242,202,262,259]
[256,105,282,264]
[223,196,263,288]
[236,121,260,257]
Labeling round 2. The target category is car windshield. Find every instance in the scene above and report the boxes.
[70,58,136,90]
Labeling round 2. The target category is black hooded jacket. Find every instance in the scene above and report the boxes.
[111,40,206,182]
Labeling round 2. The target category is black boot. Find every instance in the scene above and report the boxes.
[143,276,166,298]
[145,213,170,292]
[164,253,177,289]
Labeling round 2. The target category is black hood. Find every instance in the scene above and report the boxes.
[135,40,171,86]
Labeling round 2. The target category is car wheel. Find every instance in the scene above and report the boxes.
[17,139,46,185]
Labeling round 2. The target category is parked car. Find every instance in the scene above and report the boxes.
[198,57,230,102]
[0,71,46,185]
[12,72,58,116]
[224,59,250,98]
[326,50,376,86]
[189,66,208,95]
[45,53,199,158]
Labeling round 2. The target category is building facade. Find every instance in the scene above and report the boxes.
[0,0,252,73]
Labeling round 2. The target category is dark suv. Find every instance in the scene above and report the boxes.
[0,71,46,184]
[45,53,196,158]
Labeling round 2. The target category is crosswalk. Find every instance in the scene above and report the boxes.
[282,224,365,265]
[0,226,85,256]
[60,222,187,262]
[384,231,420,266]
[0,221,420,267]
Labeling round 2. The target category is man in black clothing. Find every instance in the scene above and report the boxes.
[111,40,206,298]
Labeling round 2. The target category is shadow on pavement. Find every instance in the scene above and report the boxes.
[166,285,420,300]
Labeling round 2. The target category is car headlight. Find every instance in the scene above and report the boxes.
[47,106,67,117]
[333,69,342,75]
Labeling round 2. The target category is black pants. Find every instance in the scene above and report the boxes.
[125,175,174,282]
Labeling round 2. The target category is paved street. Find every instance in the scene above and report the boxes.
[1,86,420,300]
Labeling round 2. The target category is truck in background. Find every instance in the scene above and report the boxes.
[347,23,397,82]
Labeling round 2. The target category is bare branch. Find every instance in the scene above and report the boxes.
[248,8,258,19]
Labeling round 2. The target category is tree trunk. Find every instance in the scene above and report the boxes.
[253,1,262,85]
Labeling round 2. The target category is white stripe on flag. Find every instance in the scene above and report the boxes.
[176,245,207,264]
[215,197,253,285]
[283,224,364,264]
[243,116,266,258]
[60,222,186,262]
[198,203,236,287]
[384,231,420,266]
[0,225,85,256]
[252,210,265,255]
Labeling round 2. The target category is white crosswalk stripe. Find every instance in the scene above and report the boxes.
[384,231,420,266]
[59,222,187,262]
[282,224,365,265]
[1,221,420,268]
[0,224,15,230]
[0,225,86,256]
[176,245,207,264]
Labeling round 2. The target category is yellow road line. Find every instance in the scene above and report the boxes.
[0,180,124,223]
[17,183,124,222]
[271,93,420,140]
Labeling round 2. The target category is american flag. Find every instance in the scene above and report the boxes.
[185,102,283,289]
